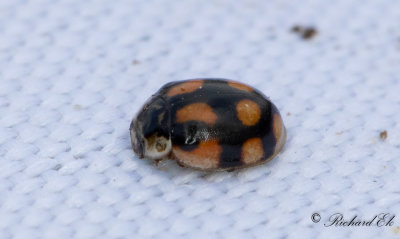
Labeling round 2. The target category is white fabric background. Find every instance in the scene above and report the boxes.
[1,0,400,238]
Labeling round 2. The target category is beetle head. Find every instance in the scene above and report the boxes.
[130,96,171,160]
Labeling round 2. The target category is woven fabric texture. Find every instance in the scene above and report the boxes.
[1,0,400,238]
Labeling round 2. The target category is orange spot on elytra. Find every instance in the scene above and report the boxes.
[173,140,222,169]
[228,81,253,92]
[236,99,261,126]
[273,113,284,143]
[176,103,217,124]
[167,80,204,97]
[242,137,264,164]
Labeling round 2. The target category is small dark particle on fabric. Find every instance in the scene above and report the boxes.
[291,25,301,33]
[380,130,388,140]
[291,25,318,40]
[132,59,141,65]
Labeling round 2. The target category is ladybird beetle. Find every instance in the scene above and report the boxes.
[130,79,286,171]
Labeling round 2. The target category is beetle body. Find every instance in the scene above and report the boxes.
[130,79,286,171]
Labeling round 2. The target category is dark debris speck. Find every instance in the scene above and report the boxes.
[380,130,388,140]
[291,25,318,40]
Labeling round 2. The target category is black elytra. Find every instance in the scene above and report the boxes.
[130,79,286,171]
